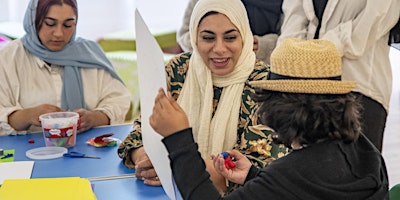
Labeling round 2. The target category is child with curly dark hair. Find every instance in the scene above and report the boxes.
[150,38,388,199]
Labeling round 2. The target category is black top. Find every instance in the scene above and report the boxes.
[389,19,400,47]
[163,128,389,200]
[312,0,328,39]
[241,0,283,36]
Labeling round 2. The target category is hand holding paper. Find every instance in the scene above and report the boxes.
[135,9,182,200]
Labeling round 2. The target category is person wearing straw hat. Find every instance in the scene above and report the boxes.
[149,38,389,199]
[278,0,400,152]
[118,0,288,193]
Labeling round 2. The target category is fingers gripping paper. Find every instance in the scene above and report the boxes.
[135,9,182,200]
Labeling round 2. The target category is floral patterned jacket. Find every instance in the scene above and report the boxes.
[117,52,288,191]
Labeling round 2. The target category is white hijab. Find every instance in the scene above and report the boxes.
[177,0,256,157]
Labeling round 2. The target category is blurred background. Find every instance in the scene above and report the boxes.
[0,0,187,41]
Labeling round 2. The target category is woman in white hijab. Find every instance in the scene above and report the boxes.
[118,0,288,193]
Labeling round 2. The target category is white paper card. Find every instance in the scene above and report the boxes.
[135,9,182,200]
[0,161,34,185]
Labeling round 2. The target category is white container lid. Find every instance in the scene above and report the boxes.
[26,147,68,160]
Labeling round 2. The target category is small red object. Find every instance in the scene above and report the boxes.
[28,139,35,143]
[221,152,236,169]
[93,133,114,145]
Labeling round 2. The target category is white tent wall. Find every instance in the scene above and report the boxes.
[0,0,187,41]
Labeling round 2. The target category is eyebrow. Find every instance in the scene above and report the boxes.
[45,17,76,22]
[200,29,238,35]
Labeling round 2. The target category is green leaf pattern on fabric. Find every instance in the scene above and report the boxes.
[117,52,288,192]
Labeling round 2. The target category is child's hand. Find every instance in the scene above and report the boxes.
[149,88,190,137]
[211,150,252,185]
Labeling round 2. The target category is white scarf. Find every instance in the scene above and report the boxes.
[177,0,256,157]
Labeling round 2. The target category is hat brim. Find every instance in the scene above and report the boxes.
[250,80,356,94]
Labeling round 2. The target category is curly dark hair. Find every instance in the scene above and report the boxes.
[252,89,362,148]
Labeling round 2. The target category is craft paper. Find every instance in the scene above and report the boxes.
[0,177,96,200]
[0,161,34,185]
[135,9,182,200]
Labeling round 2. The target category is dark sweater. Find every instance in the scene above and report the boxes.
[163,128,388,200]
[241,0,283,36]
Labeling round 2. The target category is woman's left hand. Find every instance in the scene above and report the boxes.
[73,109,109,133]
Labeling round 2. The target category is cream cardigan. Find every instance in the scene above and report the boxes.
[279,0,400,111]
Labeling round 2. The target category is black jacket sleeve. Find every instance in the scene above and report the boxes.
[162,128,222,200]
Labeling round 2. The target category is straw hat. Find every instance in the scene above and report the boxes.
[250,38,356,94]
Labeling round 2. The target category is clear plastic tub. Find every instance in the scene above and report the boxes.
[39,112,79,148]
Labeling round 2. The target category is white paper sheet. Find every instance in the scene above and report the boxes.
[0,161,34,185]
[135,9,182,200]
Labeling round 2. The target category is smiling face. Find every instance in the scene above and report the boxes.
[37,4,76,51]
[196,13,243,76]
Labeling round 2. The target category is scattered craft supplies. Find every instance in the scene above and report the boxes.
[87,133,120,147]
[0,149,14,162]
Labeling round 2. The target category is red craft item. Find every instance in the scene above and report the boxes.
[87,133,118,147]
[221,152,236,169]
[93,133,114,145]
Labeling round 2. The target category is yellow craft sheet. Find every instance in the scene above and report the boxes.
[0,177,96,200]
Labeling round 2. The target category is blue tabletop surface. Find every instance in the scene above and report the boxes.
[0,124,169,200]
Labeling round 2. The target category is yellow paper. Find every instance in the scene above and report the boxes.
[0,177,96,200]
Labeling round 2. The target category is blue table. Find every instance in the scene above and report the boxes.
[0,124,169,200]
